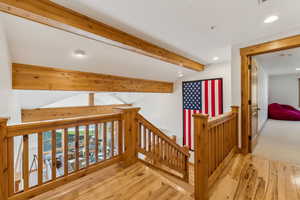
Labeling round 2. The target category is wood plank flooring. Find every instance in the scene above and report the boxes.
[208,154,300,200]
[32,154,300,200]
[31,162,193,200]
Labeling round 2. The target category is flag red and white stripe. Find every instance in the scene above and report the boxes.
[183,79,223,150]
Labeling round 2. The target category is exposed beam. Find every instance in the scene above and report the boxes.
[0,0,204,71]
[12,63,174,93]
[21,104,132,123]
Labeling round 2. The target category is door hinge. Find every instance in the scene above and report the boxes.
[248,100,252,105]
[249,135,252,140]
[248,64,252,70]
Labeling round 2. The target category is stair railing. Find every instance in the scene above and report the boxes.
[136,114,190,182]
[0,107,191,200]
[193,106,239,200]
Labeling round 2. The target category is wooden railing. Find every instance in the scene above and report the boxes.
[136,114,190,182]
[0,107,191,200]
[0,113,124,200]
[193,106,239,200]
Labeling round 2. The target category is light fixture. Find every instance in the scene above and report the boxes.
[296,68,300,71]
[177,71,184,78]
[213,57,219,61]
[73,49,87,58]
[264,15,279,24]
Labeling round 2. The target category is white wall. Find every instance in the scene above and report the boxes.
[0,19,21,124]
[231,28,300,108]
[269,74,300,108]
[231,28,300,146]
[133,62,232,146]
[255,59,269,131]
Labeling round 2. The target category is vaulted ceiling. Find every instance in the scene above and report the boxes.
[1,0,300,82]
[51,0,300,64]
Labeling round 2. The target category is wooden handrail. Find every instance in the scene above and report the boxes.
[136,113,190,182]
[7,113,121,137]
[193,106,239,200]
[137,114,189,156]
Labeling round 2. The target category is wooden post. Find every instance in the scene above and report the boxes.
[171,135,177,143]
[193,114,209,200]
[183,145,190,183]
[115,107,140,167]
[88,93,95,106]
[231,106,240,149]
[0,118,9,200]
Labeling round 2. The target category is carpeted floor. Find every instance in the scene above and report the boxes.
[253,119,300,165]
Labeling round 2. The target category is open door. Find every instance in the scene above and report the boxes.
[250,59,259,152]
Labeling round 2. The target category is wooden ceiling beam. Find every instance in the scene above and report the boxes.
[0,0,205,71]
[12,63,174,93]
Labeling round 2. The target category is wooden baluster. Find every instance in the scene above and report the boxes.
[85,125,89,166]
[111,121,115,157]
[63,128,68,176]
[214,127,218,170]
[118,120,123,155]
[38,132,43,184]
[137,123,141,149]
[148,130,151,153]
[183,146,190,183]
[215,126,220,167]
[52,130,57,180]
[212,128,216,172]
[23,135,29,190]
[143,126,147,151]
[208,129,212,175]
[231,106,239,149]
[158,137,162,161]
[75,126,80,171]
[7,138,14,195]
[193,114,209,200]
[95,124,99,162]
[103,123,107,160]
[153,133,156,164]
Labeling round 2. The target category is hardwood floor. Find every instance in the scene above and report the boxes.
[31,162,193,200]
[32,154,300,200]
[208,154,300,200]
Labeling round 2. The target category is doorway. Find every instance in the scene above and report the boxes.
[240,34,300,154]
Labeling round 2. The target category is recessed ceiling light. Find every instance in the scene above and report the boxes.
[213,57,219,61]
[73,49,87,58]
[264,15,279,24]
[296,68,300,71]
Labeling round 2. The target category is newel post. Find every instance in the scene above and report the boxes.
[0,118,9,200]
[231,106,240,148]
[116,107,141,167]
[193,114,209,200]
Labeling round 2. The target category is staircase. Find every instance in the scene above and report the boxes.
[0,106,240,200]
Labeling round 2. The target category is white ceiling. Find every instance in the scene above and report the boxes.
[50,0,300,64]
[1,0,300,82]
[0,13,195,82]
[255,47,300,76]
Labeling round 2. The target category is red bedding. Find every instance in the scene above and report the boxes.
[268,103,300,121]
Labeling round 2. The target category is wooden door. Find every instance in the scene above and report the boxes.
[250,59,259,152]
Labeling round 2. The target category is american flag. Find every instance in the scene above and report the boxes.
[183,79,223,150]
